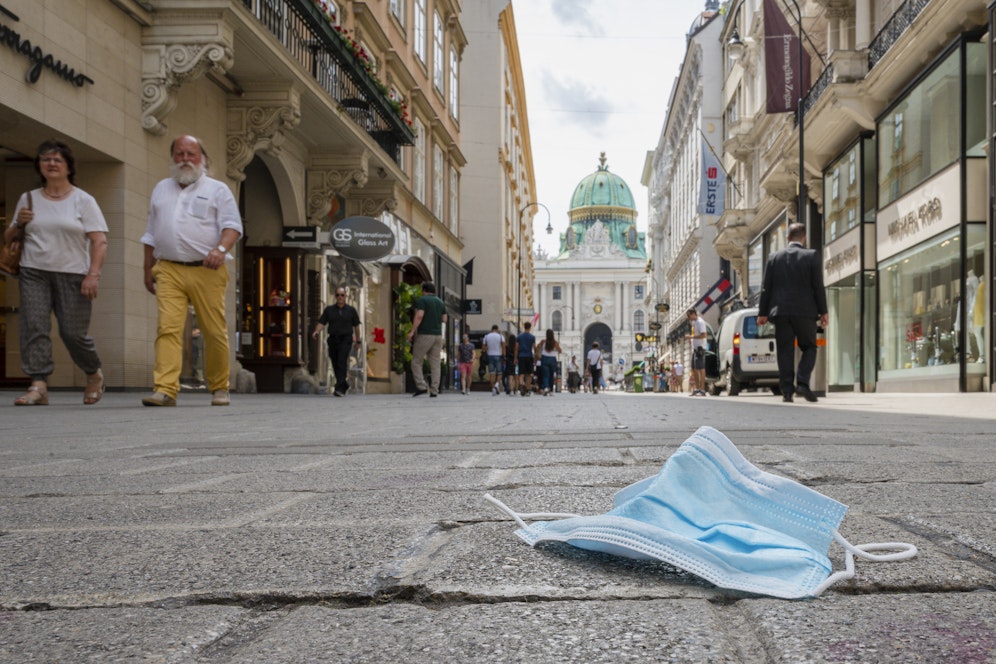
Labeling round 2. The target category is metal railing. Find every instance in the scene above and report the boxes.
[868,0,931,70]
[240,0,415,160]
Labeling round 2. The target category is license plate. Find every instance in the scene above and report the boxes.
[747,354,774,364]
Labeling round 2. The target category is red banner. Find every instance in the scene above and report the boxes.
[764,0,810,114]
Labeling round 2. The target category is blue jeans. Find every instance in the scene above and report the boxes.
[540,355,557,391]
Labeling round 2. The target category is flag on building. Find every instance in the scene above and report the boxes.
[697,136,726,216]
[531,312,540,328]
[694,277,732,313]
[764,0,810,114]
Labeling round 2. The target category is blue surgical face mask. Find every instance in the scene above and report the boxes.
[486,426,917,599]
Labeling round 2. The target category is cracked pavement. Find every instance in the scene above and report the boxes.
[1,389,994,662]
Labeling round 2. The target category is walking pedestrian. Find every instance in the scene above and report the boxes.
[312,287,361,396]
[141,135,242,407]
[537,329,562,395]
[407,281,447,397]
[685,309,708,396]
[671,360,684,393]
[758,222,829,403]
[586,342,604,395]
[482,324,505,395]
[503,331,517,394]
[7,140,108,406]
[457,333,474,394]
[567,354,581,393]
[516,321,537,396]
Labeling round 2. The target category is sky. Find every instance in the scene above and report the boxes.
[511,0,716,256]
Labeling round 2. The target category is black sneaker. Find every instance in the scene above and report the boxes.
[412,389,428,397]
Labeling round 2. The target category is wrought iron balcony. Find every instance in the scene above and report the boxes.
[242,0,415,160]
[868,0,931,70]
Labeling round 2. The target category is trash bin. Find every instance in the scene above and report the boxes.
[634,374,644,393]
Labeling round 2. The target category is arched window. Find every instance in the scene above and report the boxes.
[633,310,645,332]
[552,310,563,332]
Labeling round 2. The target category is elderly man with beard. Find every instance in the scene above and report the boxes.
[140,135,243,407]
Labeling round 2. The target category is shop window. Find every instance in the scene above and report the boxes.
[878,41,985,207]
[240,248,306,392]
[878,225,985,376]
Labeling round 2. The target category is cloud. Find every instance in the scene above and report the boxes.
[539,71,614,129]
[549,0,604,36]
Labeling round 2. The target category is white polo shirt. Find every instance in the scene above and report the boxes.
[141,175,242,262]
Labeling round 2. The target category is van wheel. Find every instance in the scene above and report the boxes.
[726,366,741,396]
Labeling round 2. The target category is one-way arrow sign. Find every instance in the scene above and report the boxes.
[282,226,319,247]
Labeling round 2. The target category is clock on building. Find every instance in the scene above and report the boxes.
[593,303,602,314]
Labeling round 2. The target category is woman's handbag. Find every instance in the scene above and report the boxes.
[0,191,30,277]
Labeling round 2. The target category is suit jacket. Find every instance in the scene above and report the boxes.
[758,242,828,319]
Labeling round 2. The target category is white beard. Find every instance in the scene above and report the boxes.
[170,161,205,186]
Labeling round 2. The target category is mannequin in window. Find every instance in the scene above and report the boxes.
[974,275,985,363]
[965,270,979,359]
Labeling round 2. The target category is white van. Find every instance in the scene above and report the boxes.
[711,307,781,396]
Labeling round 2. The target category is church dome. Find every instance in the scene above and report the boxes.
[556,153,645,261]
[569,153,636,213]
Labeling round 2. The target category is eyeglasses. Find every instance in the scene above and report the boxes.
[336,293,346,297]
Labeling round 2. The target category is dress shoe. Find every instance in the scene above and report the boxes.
[412,388,428,397]
[782,394,793,403]
[797,386,818,402]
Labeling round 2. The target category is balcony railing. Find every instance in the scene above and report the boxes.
[868,0,932,70]
[241,0,415,161]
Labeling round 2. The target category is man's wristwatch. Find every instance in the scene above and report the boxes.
[216,245,227,254]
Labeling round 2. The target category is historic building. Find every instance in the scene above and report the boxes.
[642,1,725,380]
[716,0,992,393]
[459,0,538,339]
[0,0,465,394]
[534,154,648,381]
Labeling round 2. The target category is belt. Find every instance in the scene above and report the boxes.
[159,259,204,267]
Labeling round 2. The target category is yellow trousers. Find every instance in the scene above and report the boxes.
[151,261,230,398]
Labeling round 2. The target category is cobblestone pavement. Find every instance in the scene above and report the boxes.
[1,388,994,662]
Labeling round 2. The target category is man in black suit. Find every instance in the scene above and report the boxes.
[757,223,829,403]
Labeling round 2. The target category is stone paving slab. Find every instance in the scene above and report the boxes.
[191,601,746,663]
[0,493,310,530]
[0,524,431,608]
[824,482,996,515]
[741,591,996,663]
[0,606,248,663]
[776,461,996,484]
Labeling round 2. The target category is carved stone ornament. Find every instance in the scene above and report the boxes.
[307,153,371,225]
[227,88,302,182]
[142,42,234,136]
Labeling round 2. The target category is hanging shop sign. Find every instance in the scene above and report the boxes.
[330,216,395,261]
[0,4,94,88]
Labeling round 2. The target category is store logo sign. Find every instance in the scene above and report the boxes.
[330,216,395,262]
[0,4,95,88]
[886,197,942,243]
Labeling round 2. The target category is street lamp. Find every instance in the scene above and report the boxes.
[517,202,550,332]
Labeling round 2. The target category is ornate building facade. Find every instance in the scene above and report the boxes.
[642,3,725,377]
[0,0,465,393]
[716,0,992,393]
[534,154,648,380]
[459,0,538,338]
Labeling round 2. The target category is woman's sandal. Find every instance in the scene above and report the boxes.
[84,369,105,405]
[14,386,49,406]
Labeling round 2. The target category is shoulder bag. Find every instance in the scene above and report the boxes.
[0,191,30,277]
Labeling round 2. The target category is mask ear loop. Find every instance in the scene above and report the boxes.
[812,529,919,596]
[484,493,580,531]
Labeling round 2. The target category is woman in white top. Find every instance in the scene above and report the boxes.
[5,140,108,406]
[536,328,562,396]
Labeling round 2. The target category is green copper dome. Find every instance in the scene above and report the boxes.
[556,153,645,260]
[569,153,636,212]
